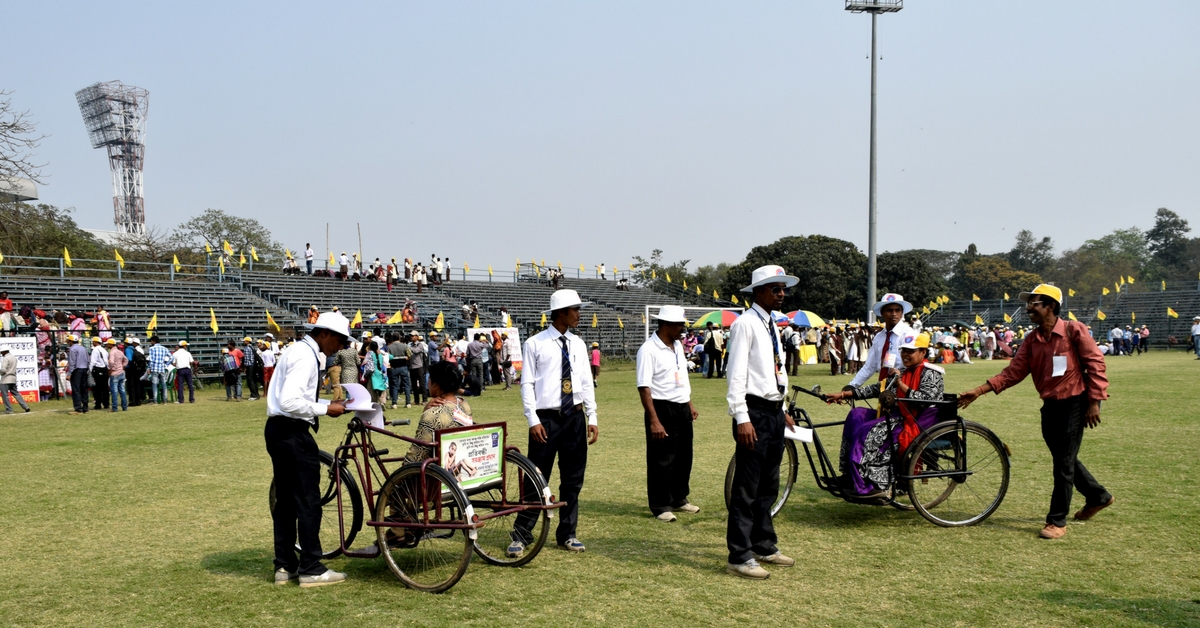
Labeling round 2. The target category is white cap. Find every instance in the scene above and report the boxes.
[544,289,591,314]
[741,265,799,293]
[652,305,688,324]
[309,311,351,338]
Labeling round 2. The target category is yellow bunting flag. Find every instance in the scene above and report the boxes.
[617,317,624,329]
[539,312,547,327]
[972,294,980,301]
[1167,307,1179,319]
[173,254,182,272]
[731,295,739,305]
[666,273,671,283]
[1118,276,1125,286]
[209,308,219,334]
[1096,310,1106,321]
[223,240,233,256]
[629,263,635,271]
[579,264,585,273]
[541,259,545,268]
[250,247,258,262]
[204,242,212,254]
[434,311,445,330]
[651,269,656,279]
[219,257,225,273]
[713,290,719,299]
[350,310,362,327]
[473,315,480,329]
[557,261,562,270]
[923,306,931,316]
[1003,293,1009,300]
[1102,287,1110,295]
[114,249,124,268]
[464,263,469,273]
[1003,312,1012,323]
[0,248,4,264]
[63,247,72,267]
[695,286,701,295]
[975,314,984,325]
[683,280,687,290]
[146,312,158,334]
[1068,311,1077,321]
[1162,280,1166,291]
[239,253,246,268]
[591,313,598,328]
[266,310,282,333]
[1131,312,1136,322]
[328,252,335,266]
[1114,282,1120,293]
[1068,288,1076,297]
[487,265,493,277]
[386,310,403,324]
[1127,276,1134,284]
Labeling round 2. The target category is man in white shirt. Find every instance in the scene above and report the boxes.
[636,305,699,522]
[89,337,110,410]
[511,289,599,557]
[725,265,798,580]
[265,312,351,588]
[599,263,606,280]
[849,293,914,389]
[444,258,452,282]
[1108,325,1124,356]
[172,340,196,403]
[1191,316,1200,359]
[304,243,314,275]
[338,252,349,281]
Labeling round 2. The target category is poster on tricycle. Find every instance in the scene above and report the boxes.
[438,424,503,491]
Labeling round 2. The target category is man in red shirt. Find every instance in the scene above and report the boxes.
[958,284,1113,539]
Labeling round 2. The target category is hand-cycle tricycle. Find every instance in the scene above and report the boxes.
[270,415,562,593]
[724,385,1011,527]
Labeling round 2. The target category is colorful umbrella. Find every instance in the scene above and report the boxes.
[691,310,740,328]
[785,310,827,328]
[772,311,791,326]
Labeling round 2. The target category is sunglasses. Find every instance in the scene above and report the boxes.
[768,286,789,294]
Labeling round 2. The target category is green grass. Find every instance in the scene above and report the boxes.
[1,352,1198,627]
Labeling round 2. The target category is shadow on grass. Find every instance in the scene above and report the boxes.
[1041,590,1200,627]
[202,547,430,585]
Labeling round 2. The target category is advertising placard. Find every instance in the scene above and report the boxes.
[0,335,39,403]
[437,423,504,491]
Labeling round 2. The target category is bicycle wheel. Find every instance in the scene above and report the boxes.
[905,421,1010,527]
[269,450,362,559]
[723,440,798,518]
[375,463,474,593]
[470,451,551,567]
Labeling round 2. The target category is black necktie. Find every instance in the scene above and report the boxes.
[560,337,574,413]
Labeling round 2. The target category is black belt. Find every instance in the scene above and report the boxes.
[268,414,319,432]
[745,394,783,411]
[537,404,583,417]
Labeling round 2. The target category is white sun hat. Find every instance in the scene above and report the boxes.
[740,265,800,293]
[308,311,351,338]
[872,293,913,316]
[543,289,591,314]
[652,305,689,324]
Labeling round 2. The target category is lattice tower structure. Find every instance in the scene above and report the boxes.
[75,81,150,234]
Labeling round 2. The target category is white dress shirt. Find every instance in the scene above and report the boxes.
[171,349,194,369]
[520,326,598,427]
[636,332,691,404]
[1191,323,1200,336]
[89,345,109,369]
[725,303,787,425]
[850,321,913,387]
[266,335,328,424]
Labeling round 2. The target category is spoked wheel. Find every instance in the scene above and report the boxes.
[904,421,1010,527]
[723,440,799,518]
[375,464,474,593]
[269,450,362,559]
[470,452,551,567]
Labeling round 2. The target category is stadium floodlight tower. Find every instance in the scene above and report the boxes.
[75,81,150,235]
[846,0,901,323]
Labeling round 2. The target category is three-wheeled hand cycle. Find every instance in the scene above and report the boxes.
[724,385,1011,527]
[270,416,562,593]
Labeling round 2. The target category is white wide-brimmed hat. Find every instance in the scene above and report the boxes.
[652,305,689,324]
[544,289,591,314]
[872,293,913,316]
[740,265,799,293]
[308,311,351,338]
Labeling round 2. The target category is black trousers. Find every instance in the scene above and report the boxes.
[514,407,588,545]
[1041,395,1111,527]
[245,365,261,398]
[127,371,143,406]
[706,350,723,378]
[92,368,109,409]
[410,366,426,404]
[645,399,694,515]
[264,416,327,575]
[70,368,90,412]
[727,398,783,564]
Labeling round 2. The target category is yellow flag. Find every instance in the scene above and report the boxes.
[651,269,656,279]
[386,310,403,324]
[683,280,687,290]
[329,252,335,266]
[204,242,212,254]
[557,261,562,270]
[350,310,362,327]
[539,312,547,327]
[924,306,932,316]
[266,310,282,333]
[617,317,624,329]
[975,314,984,325]
[1003,312,1012,323]
[219,257,225,273]
[473,315,480,329]
[223,240,233,256]
[1102,287,1110,295]
[972,294,980,301]
[541,259,545,268]
[1161,280,1166,291]
[1118,276,1125,285]
[1131,311,1136,322]
[1127,275,1134,284]
[628,263,634,271]
[250,247,258,262]
[713,290,719,299]
[696,286,701,295]
[731,295,739,305]
[114,249,124,268]
[1096,310,1106,321]
[173,254,182,272]
[591,313,598,328]
[516,258,520,266]
[488,265,493,277]
[64,247,72,267]
[1167,307,1179,319]
[666,273,671,283]
[434,311,445,330]
[464,263,470,273]
[146,312,158,333]
[1114,282,1120,293]
[1003,293,1009,300]
[209,308,219,334]
[1068,311,1077,321]
[1068,288,1076,297]
[239,252,246,268]
[0,248,4,264]
[579,264,585,273]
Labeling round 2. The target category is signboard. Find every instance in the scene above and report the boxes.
[470,327,522,371]
[437,423,504,491]
[0,335,39,403]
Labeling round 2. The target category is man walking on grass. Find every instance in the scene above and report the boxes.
[958,284,1113,539]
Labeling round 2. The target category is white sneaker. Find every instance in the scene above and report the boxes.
[655,511,677,522]
[274,568,297,585]
[727,558,770,580]
[675,503,700,514]
[299,570,346,588]
[753,551,795,567]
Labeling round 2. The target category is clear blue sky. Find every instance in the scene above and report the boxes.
[8,1,1199,270]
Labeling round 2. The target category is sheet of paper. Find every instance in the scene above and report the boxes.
[1051,355,1067,377]
[783,426,814,443]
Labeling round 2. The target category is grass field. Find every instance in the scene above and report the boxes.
[1,351,1198,627]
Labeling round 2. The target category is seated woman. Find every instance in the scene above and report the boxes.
[824,332,943,499]
[404,361,474,463]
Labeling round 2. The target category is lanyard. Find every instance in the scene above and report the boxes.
[751,307,782,369]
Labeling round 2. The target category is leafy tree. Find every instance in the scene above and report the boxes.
[0,202,105,272]
[877,251,948,308]
[1146,208,1191,275]
[721,235,867,318]
[900,249,959,281]
[1006,230,1055,275]
[630,249,691,288]
[950,256,1042,300]
[170,208,281,258]
[1047,228,1150,293]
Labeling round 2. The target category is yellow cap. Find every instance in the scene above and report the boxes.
[1019,284,1062,305]
[105,338,117,345]
[899,332,931,350]
[242,336,252,342]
